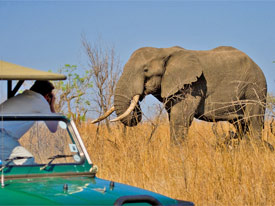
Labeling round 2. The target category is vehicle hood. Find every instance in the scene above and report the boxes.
[1,176,179,205]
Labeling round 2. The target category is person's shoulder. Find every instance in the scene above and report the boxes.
[23,90,44,99]
[12,90,45,105]
[22,90,37,95]
[15,90,35,97]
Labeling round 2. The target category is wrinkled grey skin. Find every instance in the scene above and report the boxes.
[114,46,267,144]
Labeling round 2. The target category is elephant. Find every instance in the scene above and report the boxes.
[92,46,269,146]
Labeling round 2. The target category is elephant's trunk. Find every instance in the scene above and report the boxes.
[113,70,144,126]
[111,95,140,122]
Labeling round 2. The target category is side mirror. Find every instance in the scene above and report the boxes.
[58,121,67,129]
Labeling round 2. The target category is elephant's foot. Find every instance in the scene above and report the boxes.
[252,139,274,152]
[170,135,185,146]
[240,135,274,152]
[169,127,188,146]
[263,140,274,152]
[170,132,188,146]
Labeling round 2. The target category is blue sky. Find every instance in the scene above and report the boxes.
[0,1,275,115]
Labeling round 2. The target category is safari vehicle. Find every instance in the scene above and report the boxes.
[0,60,194,205]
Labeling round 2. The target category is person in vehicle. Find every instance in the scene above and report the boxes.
[0,80,58,165]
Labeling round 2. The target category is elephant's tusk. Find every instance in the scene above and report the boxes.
[91,106,115,124]
[110,95,140,122]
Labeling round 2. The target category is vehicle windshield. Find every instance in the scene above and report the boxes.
[0,116,84,167]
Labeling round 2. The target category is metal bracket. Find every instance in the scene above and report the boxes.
[7,80,24,99]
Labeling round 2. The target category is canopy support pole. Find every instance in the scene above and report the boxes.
[7,80,24,99]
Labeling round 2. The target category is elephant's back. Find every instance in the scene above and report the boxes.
[194,46,266,102]
[195,46,266,86]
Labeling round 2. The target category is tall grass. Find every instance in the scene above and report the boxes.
[80,120,275,206]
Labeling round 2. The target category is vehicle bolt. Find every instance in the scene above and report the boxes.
[109,181,115,190]
[63,183,68,192]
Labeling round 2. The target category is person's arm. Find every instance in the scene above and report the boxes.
[45,93,58,133]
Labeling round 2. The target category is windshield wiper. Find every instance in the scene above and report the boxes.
[40,154,73,170]
[0,156,32,171]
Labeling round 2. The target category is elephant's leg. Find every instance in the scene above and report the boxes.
[168,95,201,145]
[244,102,264,140]
[243,102,274,151]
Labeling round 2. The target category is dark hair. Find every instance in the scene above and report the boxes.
[30,80,55,96]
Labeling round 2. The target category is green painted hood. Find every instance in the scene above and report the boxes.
[0,176,180,205]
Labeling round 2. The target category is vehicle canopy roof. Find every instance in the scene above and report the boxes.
[0,60,66,98]
[0,60,66,80]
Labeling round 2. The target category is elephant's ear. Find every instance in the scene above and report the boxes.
[161,52,203,98]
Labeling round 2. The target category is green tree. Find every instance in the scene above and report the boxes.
[53,64,93,124]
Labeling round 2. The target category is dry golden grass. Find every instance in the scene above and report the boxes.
[80,120,275,206]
